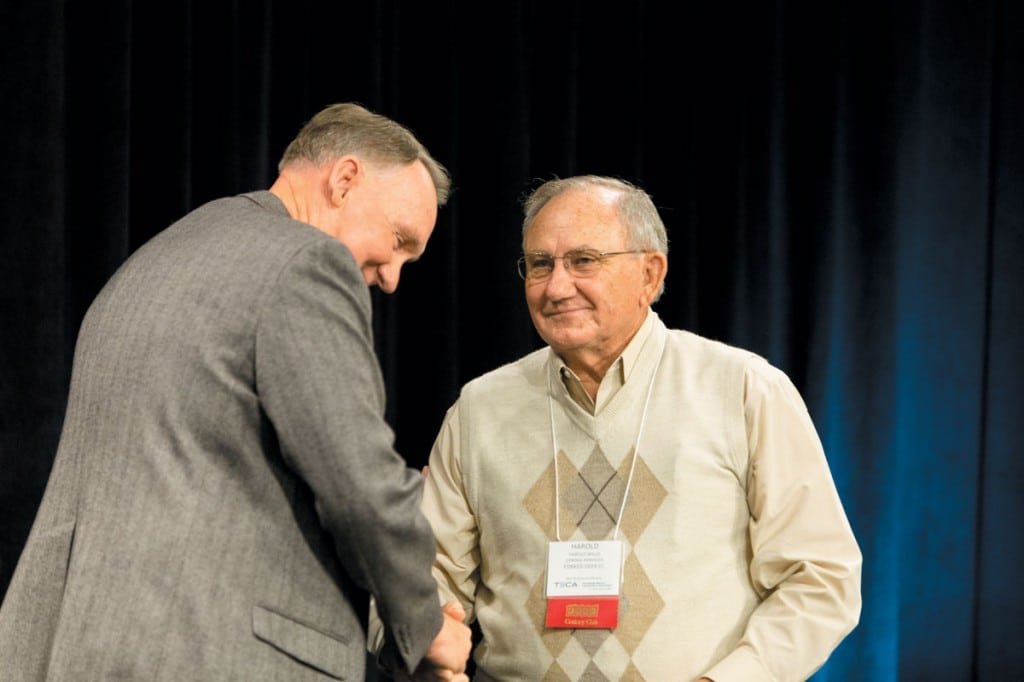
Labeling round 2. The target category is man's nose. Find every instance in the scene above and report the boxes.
[377,263,400,294]
[543,258,576,296]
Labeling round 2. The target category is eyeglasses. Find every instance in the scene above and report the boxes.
[516,248,645,281]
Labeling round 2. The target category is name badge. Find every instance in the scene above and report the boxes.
[544,540,622,629]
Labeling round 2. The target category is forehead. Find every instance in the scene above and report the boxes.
[375,161,437,238]
[374,160,435,206]
[525,187,626,249]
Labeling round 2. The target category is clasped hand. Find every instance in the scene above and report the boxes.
[392,601,472,682]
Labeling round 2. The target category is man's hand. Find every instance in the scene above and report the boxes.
[395,600,471,681]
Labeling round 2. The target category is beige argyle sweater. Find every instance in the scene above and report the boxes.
[421,313,861,682]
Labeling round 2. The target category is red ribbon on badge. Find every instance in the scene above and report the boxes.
[545,596,619,629]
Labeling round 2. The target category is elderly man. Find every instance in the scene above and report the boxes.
[407,175,861,681]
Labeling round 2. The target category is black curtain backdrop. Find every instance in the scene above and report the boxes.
[1,1,1021,679]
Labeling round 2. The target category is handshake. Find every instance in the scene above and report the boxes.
[383,601,473,682]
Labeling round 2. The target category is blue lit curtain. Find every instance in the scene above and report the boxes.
[1,1,1020,679]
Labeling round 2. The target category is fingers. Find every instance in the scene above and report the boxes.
[441,671,469,682]
[405,662,470,682]
[425,615,471,675]
[441,599,466,622]
[422,599,472,679]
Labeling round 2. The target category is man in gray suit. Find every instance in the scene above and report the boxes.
[0,103,471,681]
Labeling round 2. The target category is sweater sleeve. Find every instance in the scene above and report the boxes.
[422,402,482,623]
[704,358,862,682]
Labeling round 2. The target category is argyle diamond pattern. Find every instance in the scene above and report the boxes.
[523,445,667,679]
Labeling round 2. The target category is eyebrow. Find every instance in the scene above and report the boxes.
[396,229,426,261]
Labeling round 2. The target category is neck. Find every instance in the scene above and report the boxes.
[269,167,327,226]
[561,347,621,401]
[558,310,650,400]
[270,175,301,217]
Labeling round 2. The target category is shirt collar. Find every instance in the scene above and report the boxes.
[619,309,655,382]
[551,309,657,412]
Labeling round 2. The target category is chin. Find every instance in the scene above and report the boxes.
[543,331,589,353]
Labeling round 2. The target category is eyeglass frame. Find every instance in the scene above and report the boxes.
[516,248,646,281]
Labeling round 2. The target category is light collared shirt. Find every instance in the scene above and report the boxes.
[553,310,656,415]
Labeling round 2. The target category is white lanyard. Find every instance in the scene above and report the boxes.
[548,349,664,542]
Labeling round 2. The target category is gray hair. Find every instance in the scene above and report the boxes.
[521,175,669,298]
[279,102,451,205]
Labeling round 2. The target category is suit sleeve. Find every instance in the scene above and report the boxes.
[254,238,441,674]
[367,401,478,675]
[0,436,79,678]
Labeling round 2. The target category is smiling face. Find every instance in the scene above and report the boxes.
[523,186,665,373]
[331,158,438,293]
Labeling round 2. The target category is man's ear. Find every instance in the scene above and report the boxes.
[327,156,360,206]
[642,251,668,304]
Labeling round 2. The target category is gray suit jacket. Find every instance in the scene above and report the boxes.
[0,192,441,680]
